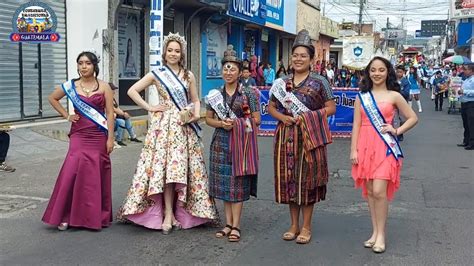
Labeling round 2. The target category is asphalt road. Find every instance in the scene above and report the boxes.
[0,91,472,265]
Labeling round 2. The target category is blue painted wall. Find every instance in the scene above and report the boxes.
[201,23,245,98]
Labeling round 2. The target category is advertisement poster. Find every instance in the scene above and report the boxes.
[265,0,284,30]
[118,8,142,79]
[451,0,474,19]
[206,23,227,78]
[342,36,374,70]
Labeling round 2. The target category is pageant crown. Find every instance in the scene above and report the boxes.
[163,32,187,50]
[222,44,241,64]
[293,29,314,53]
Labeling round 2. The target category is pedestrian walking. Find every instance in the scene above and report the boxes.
[116,33,218,233]
[432,71,448,111]
[396,65,411,141]
[0,128,15,172]
[407,66,423,112]
[351,57,418,253]
[42,51,115,231]
[458,63,474,150]
[268,29,336,245]
[205,45,261,242]
[264,62,276,86]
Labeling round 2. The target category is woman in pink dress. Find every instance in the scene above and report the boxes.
[351,57,418,253]
[43,51,115,230]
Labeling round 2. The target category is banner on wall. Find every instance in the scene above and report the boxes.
[256,87,358,137]
[118,8,142,79]
[258,88,278,136]
[451,0,474,19]
[206,23,227,78]
[342,36,374,70]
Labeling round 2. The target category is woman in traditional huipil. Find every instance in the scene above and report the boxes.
[116,33,218,234]
[206,45,261,242]
[268,30,336,244]
[43,51,115,230]
[351,57,417,253]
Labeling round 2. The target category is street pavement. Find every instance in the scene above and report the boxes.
[0,90,472,265]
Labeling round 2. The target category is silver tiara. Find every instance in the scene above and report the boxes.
[163,32,187,51]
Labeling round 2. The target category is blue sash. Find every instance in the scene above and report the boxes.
[61,80,108,133]
[152,66,202,138]
[358,91,403,160]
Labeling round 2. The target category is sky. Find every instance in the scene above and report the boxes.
[321,0,451,35]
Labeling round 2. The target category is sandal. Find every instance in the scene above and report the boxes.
[295,227,311,244]
[282,230,300,241]
[228,227,241,242]
[215,224,232,238]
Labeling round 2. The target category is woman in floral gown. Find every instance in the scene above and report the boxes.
[116,33,217,234]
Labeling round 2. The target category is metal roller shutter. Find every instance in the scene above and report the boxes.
[0,0,67,122]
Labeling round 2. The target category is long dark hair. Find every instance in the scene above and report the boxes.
[359,56,400,93]
[409,66,418,79]
[74,51,100,87]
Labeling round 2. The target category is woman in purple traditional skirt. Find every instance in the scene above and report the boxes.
[268,30,336,244]
[43,51,115,231]
[206,45,261,242]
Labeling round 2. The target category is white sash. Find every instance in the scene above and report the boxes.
[205,89,238,120]
[358,91,403,160]
[61,80,108,132]
[269,78,310,117]
[152,66,202,137]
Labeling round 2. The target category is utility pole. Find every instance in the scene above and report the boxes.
[358,0,364,35]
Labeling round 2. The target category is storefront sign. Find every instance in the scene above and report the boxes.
[228,0,266,26]
[257,87,358,137]
[342,36,374,70]
[451,0,474,19]
[265,0,284,30]
[118,8,142,79]
[206,23,228,78]
[10,1,60,43]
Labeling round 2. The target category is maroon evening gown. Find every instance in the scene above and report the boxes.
[42,93,112,230]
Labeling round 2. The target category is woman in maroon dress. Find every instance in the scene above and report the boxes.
[42,51,115,230]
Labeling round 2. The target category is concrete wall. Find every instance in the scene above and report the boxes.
[66,0,109,81]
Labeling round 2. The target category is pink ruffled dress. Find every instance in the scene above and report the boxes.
[351,102,402,201]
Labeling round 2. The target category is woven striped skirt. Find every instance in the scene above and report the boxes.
[274,124,328,205]
[209,128,257,202]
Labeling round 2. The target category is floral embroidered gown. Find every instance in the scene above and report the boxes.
[116,73,218,229]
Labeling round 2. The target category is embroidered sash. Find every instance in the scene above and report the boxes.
[205,89,237,120]
[358,91,403,160]
[61,80,108,132]
[269,78,310,117]
[152,66,202,138]
[229,118,259,177]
